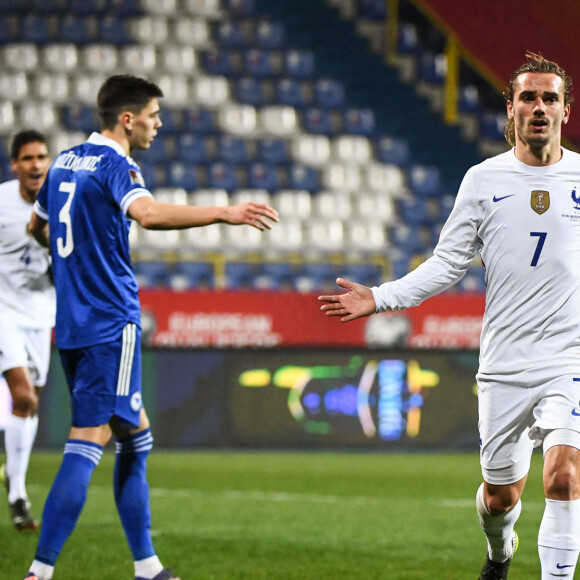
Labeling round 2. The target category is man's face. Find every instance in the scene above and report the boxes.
[128,98,162,151]
[507,72,570,148]
[11,141,50,200]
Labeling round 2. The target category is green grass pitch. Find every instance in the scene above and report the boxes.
[1,451,548,579]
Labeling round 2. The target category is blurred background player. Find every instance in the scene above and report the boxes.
[25,74,278,580]
[0,130,54,530]
[319,52,580,580]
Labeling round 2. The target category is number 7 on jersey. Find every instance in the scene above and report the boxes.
[530,232,547,267]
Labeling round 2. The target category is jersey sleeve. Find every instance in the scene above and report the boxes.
[106,156,153,215]
[372,167,481,312]
[33,173,50,219]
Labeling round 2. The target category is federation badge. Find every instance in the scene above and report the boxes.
[531,190,550,215]
[130,392,142,412]
[572,187,580,210]
[128,168,145,187]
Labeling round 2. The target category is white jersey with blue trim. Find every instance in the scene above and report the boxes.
[34,132,153,349]
[372,147,580,381]
[0,179,55,329]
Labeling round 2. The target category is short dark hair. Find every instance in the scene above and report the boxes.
[10,129,48,160]
[503,52,573,146]
[97,74,164,130]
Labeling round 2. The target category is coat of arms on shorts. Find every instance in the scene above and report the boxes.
[531,190,550,214]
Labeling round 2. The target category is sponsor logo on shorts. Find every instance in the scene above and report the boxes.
[131,392,142,412]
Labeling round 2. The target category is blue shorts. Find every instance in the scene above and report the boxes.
[59,323,143,428]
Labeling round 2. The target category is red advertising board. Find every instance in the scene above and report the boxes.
[139,290,485,349]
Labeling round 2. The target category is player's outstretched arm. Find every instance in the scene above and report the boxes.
[318,277,377,322]
[129,197,279,231]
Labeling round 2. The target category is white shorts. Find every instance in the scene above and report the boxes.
[478,374,580,485]
[0,313,52,387]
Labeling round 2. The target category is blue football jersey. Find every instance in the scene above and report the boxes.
[35,133,152,349]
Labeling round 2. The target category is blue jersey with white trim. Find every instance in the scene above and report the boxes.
[35,133,152,349]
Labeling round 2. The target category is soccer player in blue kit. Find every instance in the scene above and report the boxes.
[24,75,279,580]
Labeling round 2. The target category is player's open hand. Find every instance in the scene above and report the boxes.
[318,277,377,322]
[225,202,279,230]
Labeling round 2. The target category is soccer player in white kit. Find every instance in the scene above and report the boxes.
[319,52,580,579]
[0,130,54,529]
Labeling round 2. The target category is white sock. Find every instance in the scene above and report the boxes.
[134,555,163,579]
[538,499,580,579]
[29,560,54,580]
[476,483,521,563]
[5,414,38,503]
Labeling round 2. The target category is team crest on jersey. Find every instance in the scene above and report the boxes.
[128,169,145,187]
[572,187,580,210]
[531,190,550,214]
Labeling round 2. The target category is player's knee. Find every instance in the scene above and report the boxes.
[11,389,38,416]
[485,488,520,515]
[544,465,580,500]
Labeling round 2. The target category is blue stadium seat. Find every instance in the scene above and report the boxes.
[108,0,142,16]
[225,262,259,289]
[207,162,239,192]
[285,50,315,78]
[134,262,170,289]
[0,17,17,43]
[244,49,279,78]
[144,135,174,164]
[169,262,215,290]
[417,52,446,85]
[235,77,271,107]
[397,197,431,225]
[342,263,383,287]
[479,111,505,141]
[61,104,99,133]
[288,164,319,192]
[216,21,249,48]
[60,15,96,44]
[300,263,341,290]
[302,108,336,135]
[31,0,67,13]
[219,135,252,164]
[182,107,216,134]
[224,0,257,18]
[357,0,387,19]
[397,22,421,55]
[69,0,109,13]
[139,164,162,190]
[20,15,53,43]
[408,165,442,196]
[260,262,297,290]
[343,108,376,136]
[276,79,310,108]
[99,16,133,45]
[167,162,199,190]
[158,109,182,134]
[375,136,411,166]
[247,163,280,192]
[201,48,237,76]
[314,79,345,108]
[257,138,290,165]
[389,224,427,255]
[458,84,482,114]
[255,21,285,49]
[0,0,31,12]
[177,134,212,164]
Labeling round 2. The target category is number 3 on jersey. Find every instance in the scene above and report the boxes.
[57,182,76,258]
[530,232,547,267]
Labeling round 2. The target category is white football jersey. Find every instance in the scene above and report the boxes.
[0,179,55,328]
[372,147,580,382]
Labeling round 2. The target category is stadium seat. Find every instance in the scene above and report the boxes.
[343,107,376,135]
[0,17,18,43]
[479,111,506,141]
[31,0,67,13]
[158,44,198,75]
[189,188,230,208]
[70,73,107,104]
[244,48,282,78]
[61,104,99,133]
[255,20,285,49]
[19,101,58,131]
[345,220,387,252]
[257,138,290,165]
[276,79,311,108]
[356,0,387,19]
[291,134,331,167]
[311,190,352,219]
[168,262,215,290]
[408,165,442,196]
[246,163,280,192]
[459,266,486,293]
[41,44,79,72]
[167,162,199,190]
[173,17,212,47]
[20,14,53,44]
[108,0,143,16]
[216,20,250,48]
[182,107,217,134]
[144,135,175,165]
[263,219,303,253]
[272,189,312,219]
[133,261,171,289]
[218,135,252,164]
[285,50,315,79]
[256,262,296,290]
[353,191,395,223]
[375,135,411,166]
[300,262,342,289]
[81,44,118,72]
[218,103,257,136]
[0,101,15,134]
[417,52,447,85]
[333,135,372,164]
[59,15,97,44]
[119,44,157,73]
[259,106,298,137]
[321,163,361,191]
[180,223,223,251]
[0,72,28,100]
[302,108,337,135]
[177,134,213,164]
[225,262,259,290]
[100,16,134,45]
[140,0,178,15]
[182,0,222,19]
[342,263,383,286]
[201,48,238,76]
[207,162,239,192]
[235,77,271,107]
[129,16,169,45]
[397,196,431,225]
[224,0,257,18]
[152,187,189,205]
[314,79,346,108]
[69,0,109,13]
[288,164,320,192]
[364,162,406,192]
[192,75,231,108]
[157,74,191,107]
[2,43,39,72]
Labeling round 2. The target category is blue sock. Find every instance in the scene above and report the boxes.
[35,440,103,566]
[114,428,155,561]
